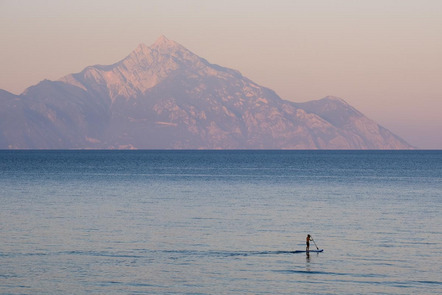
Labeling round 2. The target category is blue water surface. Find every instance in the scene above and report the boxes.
[0,150,441,294]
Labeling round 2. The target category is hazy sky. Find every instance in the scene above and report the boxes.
[1,0,441,148]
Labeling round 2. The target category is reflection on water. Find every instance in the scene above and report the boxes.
[305,252,311,272]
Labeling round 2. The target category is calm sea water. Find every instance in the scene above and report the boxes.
[0,150,441,294]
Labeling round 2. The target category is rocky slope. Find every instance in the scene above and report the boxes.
[0,36,413,149]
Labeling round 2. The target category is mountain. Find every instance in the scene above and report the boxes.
[0,36,413,149]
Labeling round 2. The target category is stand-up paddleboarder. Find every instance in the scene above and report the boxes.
[306,234,312,252]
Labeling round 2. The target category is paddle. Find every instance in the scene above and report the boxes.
[311,237,319,250]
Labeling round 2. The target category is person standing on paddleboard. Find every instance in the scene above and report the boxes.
[306,234,313,251]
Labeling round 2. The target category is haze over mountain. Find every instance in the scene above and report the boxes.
[0,36,413,149]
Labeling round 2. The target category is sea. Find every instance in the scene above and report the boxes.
[0,150,441,294]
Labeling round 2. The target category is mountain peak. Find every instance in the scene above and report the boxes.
[321,96,348,104]
[58,36,208,101]
[154,35,171,45]
[150,35,182,53]
[131,36,183,57]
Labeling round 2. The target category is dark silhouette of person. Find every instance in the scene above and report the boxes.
[306,234,312,251]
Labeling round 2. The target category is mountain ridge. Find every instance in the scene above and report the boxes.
[0,36,414,149]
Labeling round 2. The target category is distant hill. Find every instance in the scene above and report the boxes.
[0,36,413,149]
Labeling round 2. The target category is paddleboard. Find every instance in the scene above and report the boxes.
[291,249,323,253]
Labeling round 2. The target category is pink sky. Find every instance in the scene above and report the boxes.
[1,0,441,148]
